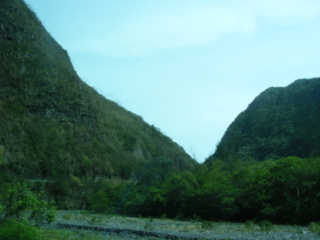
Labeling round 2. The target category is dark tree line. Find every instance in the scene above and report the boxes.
[79,156,320,224]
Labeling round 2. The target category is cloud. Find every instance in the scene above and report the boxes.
[65,0,320,57]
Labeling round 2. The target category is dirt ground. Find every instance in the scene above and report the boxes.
[49,210,320,240]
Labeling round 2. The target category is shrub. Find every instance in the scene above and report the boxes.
[309,222,320,233]
[88,189,110,213]
[259,220,273,232]
[201,221,215,230]
[244,219,255,233]
[62,213,73,220]
[0,219,41,240]
[88,216,97,225]
[144,221,154,230]
[88,215,103,225]
[160,213,167,219]
[0,181,56,225]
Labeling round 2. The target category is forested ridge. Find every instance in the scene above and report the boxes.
[208,78,320,164]
[0,0,319,235]
[0,0,195,210]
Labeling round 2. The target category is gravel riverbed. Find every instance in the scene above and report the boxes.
[45,210,320,240]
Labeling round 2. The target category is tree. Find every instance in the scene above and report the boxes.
[0,181,56,226]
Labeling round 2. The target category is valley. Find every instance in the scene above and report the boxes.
[0,1,320,239]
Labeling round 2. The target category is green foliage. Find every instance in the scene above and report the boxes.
[142,172,197,218]
[258,220,273,232]
[88,182,126,214]
[210,78,320,162]
[201,221,215,230]
[309,222,320,233]
[0,146,4,164]
[122,132,136,151]
[88,190,110,213]
[143,220,154,230]
[244,220,255,233]
[0,219,41,240]
[179,157,320,224]
[238,157,320,223]
[123,156,318,224]
[87,215,103,225]
[0,0,196,210]
[0,181,56,225]
[191,215,200,222]
[181,171,198,188]
[2,0,320,228]
[62,213,72,220]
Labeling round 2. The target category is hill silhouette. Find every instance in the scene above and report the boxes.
[207,77,320,164]
[0,0,196,208]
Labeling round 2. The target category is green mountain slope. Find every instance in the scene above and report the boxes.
[207,78,320,164]
[0,0,196,206]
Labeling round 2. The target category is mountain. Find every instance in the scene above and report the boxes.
[207,77,320,164]
[0,0,196,207]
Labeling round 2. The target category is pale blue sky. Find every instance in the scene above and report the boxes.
[24,0,320,162]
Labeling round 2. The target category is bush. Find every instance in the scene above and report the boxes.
[0,220,41,240]
[88,189,110,213]
[144,220,154,230]
[62,213,73,220]
[201,221,215,230]
[0,181,56,225]
[244,219,255,233]
[259,220,273,232]
[309,222,320,233]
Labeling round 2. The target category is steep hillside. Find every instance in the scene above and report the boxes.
[207,78,320,164]
[0,0,196,207]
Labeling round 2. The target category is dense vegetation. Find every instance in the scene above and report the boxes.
[0,181,55,240]
[207,78,320,164]
[0,1,319,237]
[85,156,320,225]
[0,0,195,209]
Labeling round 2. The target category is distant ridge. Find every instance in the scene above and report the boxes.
[207,77,320,164]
